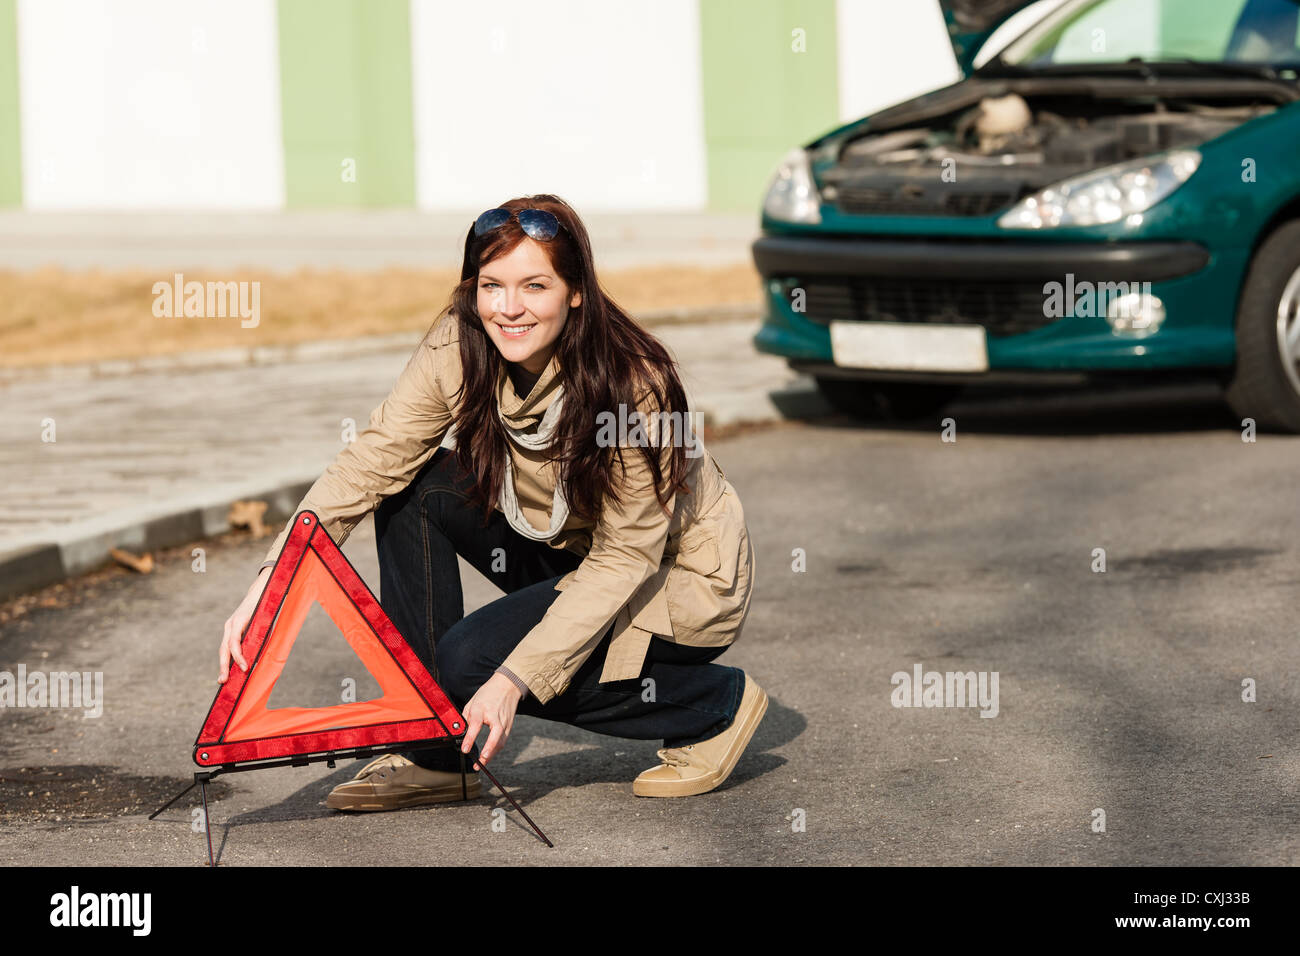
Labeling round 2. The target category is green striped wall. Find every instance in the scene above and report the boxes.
[0,0,21,207]
[6,0,849,212]
[698,0,840,213]
[276,0,415,207]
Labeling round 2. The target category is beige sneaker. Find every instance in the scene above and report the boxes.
[325,753,482,811]
[633,671,768,797]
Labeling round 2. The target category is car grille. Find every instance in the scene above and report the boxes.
[787,277,1053,338]
[835,186,1020,218]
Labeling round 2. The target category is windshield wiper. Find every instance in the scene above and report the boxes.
[1153,57,1289,83]
[975,55,1295,84]
[974,58,1159,78]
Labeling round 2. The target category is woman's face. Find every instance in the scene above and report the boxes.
[476,239,581,375]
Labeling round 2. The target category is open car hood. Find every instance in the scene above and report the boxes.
[941,0,1041,76]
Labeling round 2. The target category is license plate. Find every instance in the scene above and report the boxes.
[829,321,989,372]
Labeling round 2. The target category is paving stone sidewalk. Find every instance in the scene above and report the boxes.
[0,317,827,600]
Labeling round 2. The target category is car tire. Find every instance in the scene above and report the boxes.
[814,377,963,423]
[1224,220,1300,433]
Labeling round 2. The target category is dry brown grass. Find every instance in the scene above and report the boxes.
[0,263,763,368]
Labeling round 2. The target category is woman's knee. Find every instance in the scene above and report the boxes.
[435,621,492,701]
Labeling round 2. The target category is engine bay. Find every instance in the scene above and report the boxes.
[821,85,1280,216]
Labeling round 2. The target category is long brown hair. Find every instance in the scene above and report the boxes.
[439,194,692,528]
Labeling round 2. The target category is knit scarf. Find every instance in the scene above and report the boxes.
[496,387,571,541]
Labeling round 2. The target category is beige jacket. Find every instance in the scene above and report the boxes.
[258,310,756,705]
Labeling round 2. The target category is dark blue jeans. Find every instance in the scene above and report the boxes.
[374,446,743,772]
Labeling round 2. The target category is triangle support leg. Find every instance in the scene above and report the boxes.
[148,771,221,866]
[200,776,215,867]
[475,759,553,848]
[148,777,199,820]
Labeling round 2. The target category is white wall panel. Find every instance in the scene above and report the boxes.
[410,0,706,211]
[17,0,284,209]
[835,0,960,122]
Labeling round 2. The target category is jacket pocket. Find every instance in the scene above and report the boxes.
[665,510,746,644]
[673,518,722,577]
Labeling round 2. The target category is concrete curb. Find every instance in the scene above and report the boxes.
[0,480,317,602]
[0,303,763,385]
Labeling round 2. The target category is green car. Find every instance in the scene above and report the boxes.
[753,0,1300,431]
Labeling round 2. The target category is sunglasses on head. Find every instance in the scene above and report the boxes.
[472,207,565,242]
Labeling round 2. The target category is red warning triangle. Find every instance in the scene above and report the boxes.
[195,510,466,767]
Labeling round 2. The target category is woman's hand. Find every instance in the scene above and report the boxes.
[460,672,524,769]
[218,566,272,683]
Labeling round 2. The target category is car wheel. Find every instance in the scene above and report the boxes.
[1224,220,1300,433]
[814,377,963,423]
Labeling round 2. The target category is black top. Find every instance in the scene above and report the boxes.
[506,362,542,400]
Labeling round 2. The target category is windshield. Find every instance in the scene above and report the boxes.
[997,0,1300,68]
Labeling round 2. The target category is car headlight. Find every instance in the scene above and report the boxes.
[763,147,822,225]
[997,150,1201,229]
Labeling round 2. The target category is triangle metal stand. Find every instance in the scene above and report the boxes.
[150,737,553,866]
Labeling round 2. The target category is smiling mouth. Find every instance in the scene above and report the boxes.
[497,322,537,337]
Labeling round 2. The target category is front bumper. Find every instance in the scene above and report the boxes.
[751,235,1243,373]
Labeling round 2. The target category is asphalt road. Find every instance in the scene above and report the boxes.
[2,383,1297,865]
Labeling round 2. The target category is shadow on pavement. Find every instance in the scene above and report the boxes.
[808,379,1254,437]
[196,694,805,860]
